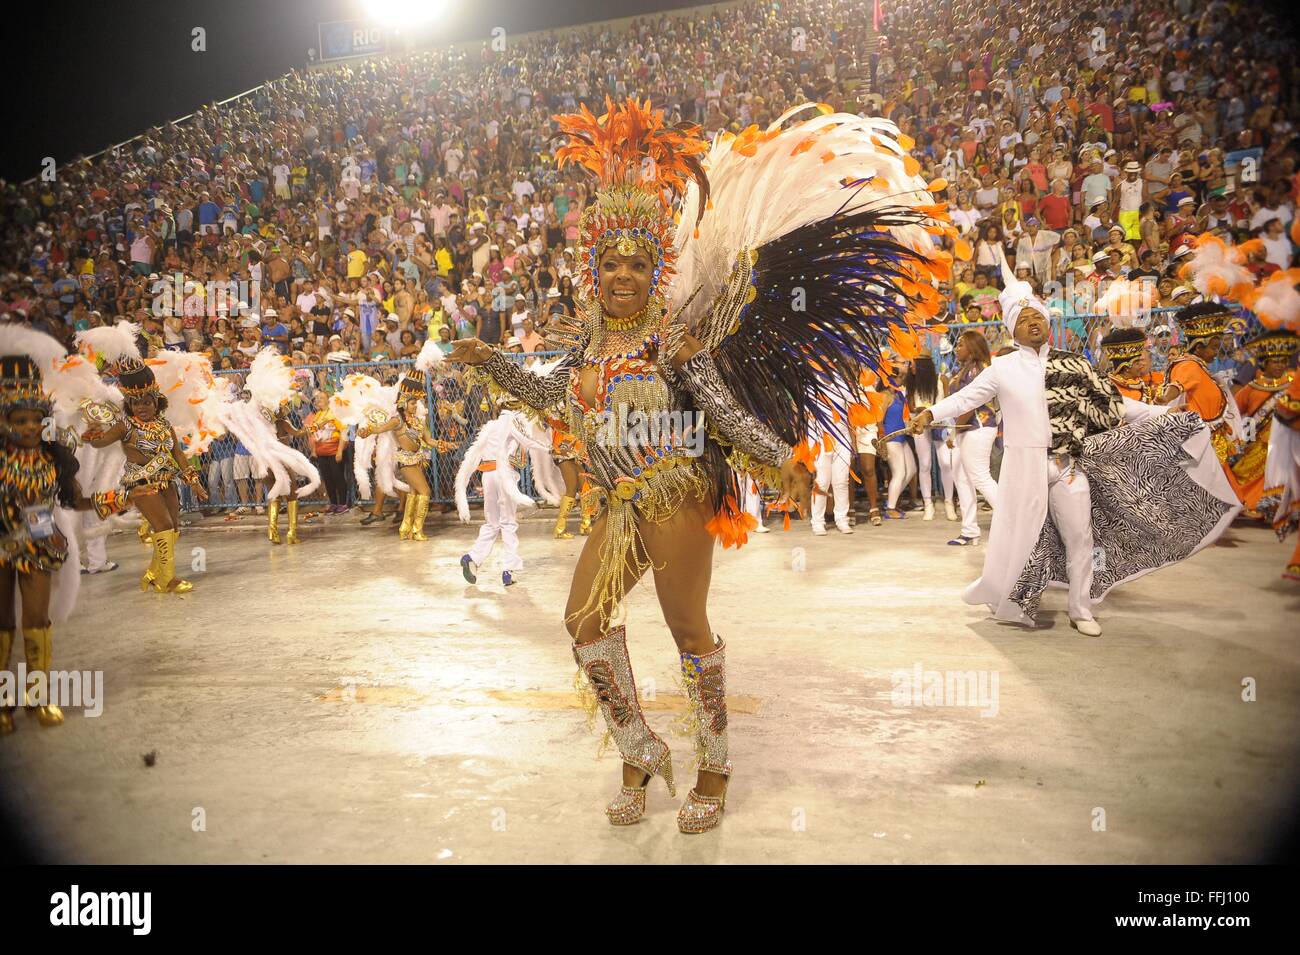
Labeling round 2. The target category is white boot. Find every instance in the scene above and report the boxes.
[811,523,827,536]
[944,499,958,521]
[923,499,934,521]
[835,520,854,534]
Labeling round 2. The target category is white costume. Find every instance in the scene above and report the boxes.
[456,409,553,577]
[925,279,1239,626]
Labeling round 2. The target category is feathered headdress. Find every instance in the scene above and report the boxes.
[1097,277,1159,328]
[1244,268,1300,332]
[76,321,160,401]
[398,338,445,401]
[555,97,709,302]
[0,324,66,417]
[1177,234,1255,301]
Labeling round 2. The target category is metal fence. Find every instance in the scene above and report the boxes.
[181,307,1261,513]
[184,351,566,512]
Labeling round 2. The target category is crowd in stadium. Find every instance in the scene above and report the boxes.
[0,0,1295,522]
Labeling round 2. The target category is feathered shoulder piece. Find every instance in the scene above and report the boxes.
[76,321,141,371]
[245,348,295,414]
[0,324,66,418]
[668,103,957,448]
[1245,269,1300,332]
[330,373,396,426]
[146,351,227,453]
[1178,234,1255,301]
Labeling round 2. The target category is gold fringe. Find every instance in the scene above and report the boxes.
[572,664,614,757]
[670,670,707,772]
[564,464,706,633]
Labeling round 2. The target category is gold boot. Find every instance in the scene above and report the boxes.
[677,638,733,834]
[553,495,576,539]
[398,493,417,541]
[138,517,153,546]
[267,499,282,544]
[285,500,300,544]
[22,627,63,727]
[410,495,430,541]
[578,492,596,536]
[139,534,161,591]
[150,529,194,594]
[573,625,676,825]
[0,630,15,735]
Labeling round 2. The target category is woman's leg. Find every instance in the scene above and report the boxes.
[856,452,880,515]
[639,489,729,803]
[935,433,956,502]
[915,430,935,501]
[398,465,432,540]
[554,458,580,538]
[952,434,980,540]
[563,504,654,789]
[886,443,907,510]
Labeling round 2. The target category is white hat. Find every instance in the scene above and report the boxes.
[264,307,278,317]
[385,312,400,323]
[997,257,1048,336]
[546,287,560,299]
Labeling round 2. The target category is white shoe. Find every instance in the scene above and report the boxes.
[1070,617,1102,637]
[811,524,828,536]
[835,521,854,534]
[945,500,958,521]
[753,523,770,533]
[923,500,934,521]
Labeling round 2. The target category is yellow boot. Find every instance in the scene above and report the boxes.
[0,629,15,735]
[410,494,430,541]
[553,495,576,539]
[267,499,282,544]
[398,493,417,540]
[286,500,300,544]
[139,533,161,591]
[579,492,596,536]
[22,627,63,727]
[150,529,194,594]
[138,517,153,546]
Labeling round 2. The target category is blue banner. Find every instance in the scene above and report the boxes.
[317,20,389,62]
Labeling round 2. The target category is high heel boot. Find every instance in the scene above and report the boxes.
[267,499,282,544]
[553,495,576,539]
[410,495,430,541]
[574,625,675,825]
[285,499,300,544]
[677,637,733,833]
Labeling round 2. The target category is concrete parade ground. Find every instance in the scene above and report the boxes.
[3,505,1298,864]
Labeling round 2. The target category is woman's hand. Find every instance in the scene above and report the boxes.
[357,426,371,439]
[448,338,494,365]
[780,458,813,518]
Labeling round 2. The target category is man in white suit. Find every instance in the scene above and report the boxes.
[910,278,1239,636]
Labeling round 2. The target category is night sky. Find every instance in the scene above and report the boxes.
[3,0,703,182]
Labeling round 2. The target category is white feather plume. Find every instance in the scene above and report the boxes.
[75,321,141,365]
[672,104,935,327]
[147,351,228,454]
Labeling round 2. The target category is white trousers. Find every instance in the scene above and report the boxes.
[914,429,955,502]
[81,511,109,571]
[1047,456,1095,622]
[885,441,917,509]
[467,473,523,572]
[739,474,764,524]
[812,448,851,528]
[953,428,999,539]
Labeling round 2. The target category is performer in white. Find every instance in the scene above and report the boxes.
[456,399,556,587]
[808,414,853,536]
[737,472,769,533]
[911,276,1240,636]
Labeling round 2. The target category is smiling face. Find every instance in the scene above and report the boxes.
[128,394,158,422]
[598,248,653,320]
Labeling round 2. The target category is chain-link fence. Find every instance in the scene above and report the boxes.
[930,305,1258,379]
[182,351,566,512]
[181,307,1262,512]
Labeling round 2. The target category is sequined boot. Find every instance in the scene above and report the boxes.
[0,630,15,735]
[285,499,300,544]
[574,625,676,825]
[398,492,417,541]
[578,492,596,536]
[677,638,733,833]
[553,495,576,539]
[149,529,193,593]
[267,499,282,544]
[139,534,162,591]
[410,494,430,541]
[22,627,63,727]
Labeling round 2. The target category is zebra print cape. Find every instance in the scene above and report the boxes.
[1043,350,1125,459]
[1008,410,1239,621]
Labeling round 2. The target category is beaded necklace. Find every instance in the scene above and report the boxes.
[0,443,56,503]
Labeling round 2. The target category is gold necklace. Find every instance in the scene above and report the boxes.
[604,303,650,332]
